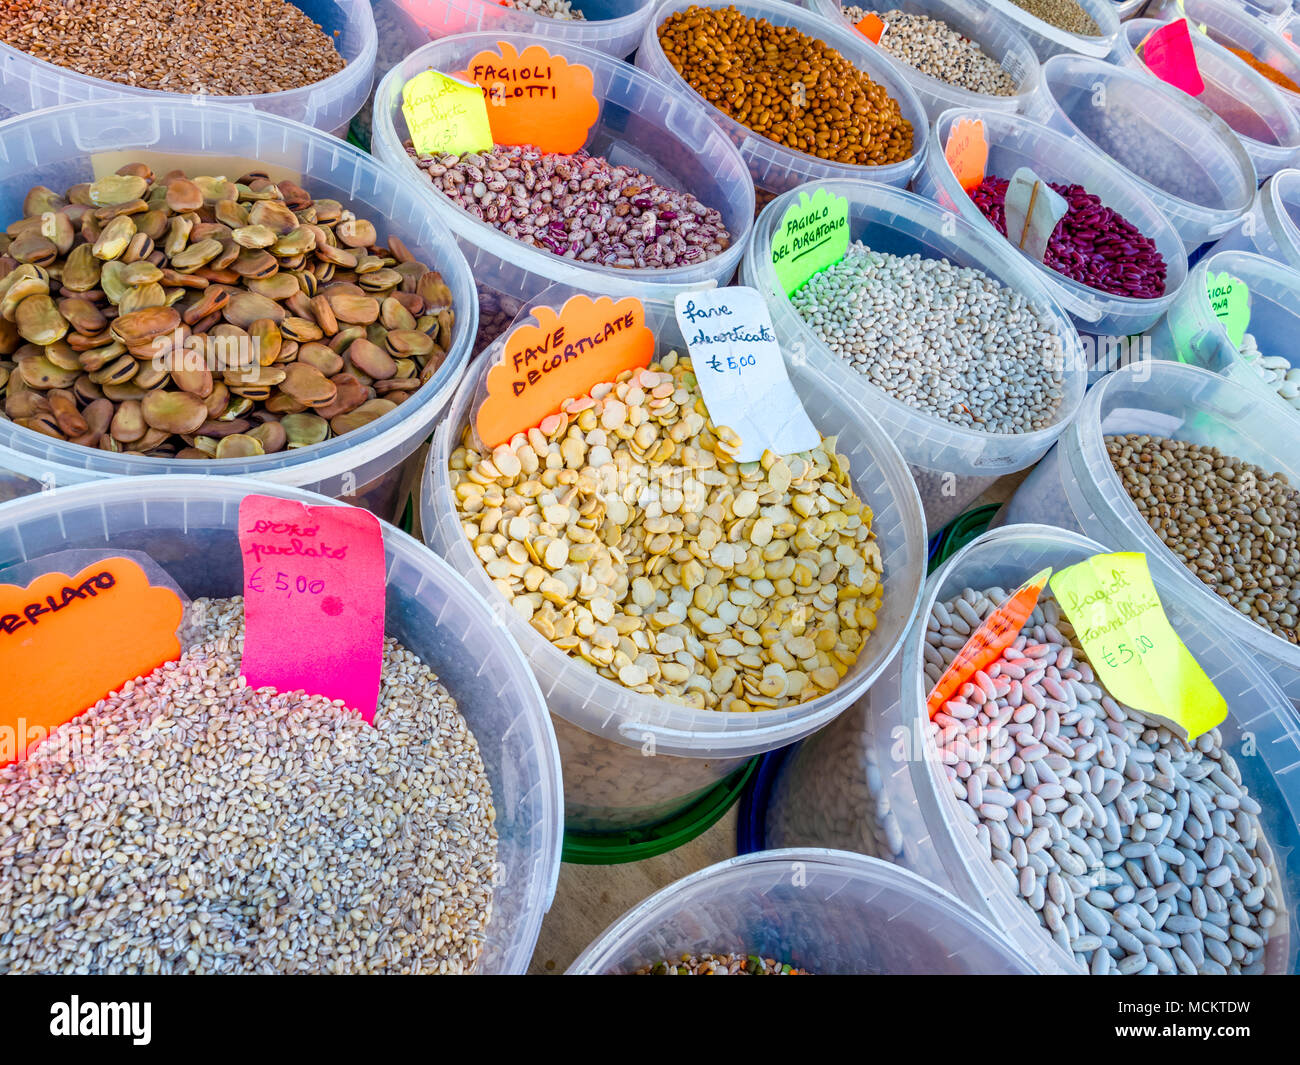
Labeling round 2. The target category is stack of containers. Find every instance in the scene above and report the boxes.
[0,0,377,135]
[0,100,477,520]
[1208,167,1300,267]
[742,180,1087,532]
[979,0,1120,59]
[762,525,1300,974]
[806,0,1044,122]
[1028,54,1257,252]
[0,476,565,974]
[421,286,928,833]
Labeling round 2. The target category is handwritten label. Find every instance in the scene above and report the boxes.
[476,294,654,449]
[855,13,887,43]
[927,568,1051,718]
[0,557,184,765]
[674,287,820,464]
[1206,270,1250,348]
[238,495,386,724]
[1139,20,1206,96]
[770,187,850,298]
[1050,553,1227,741]
[944,117,988,193]
[1004,166,1068,262]
[457,41,599,154]
[402,69,494,156]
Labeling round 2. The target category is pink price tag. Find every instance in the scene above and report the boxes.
[237,494,386,723]
[1140,20,1206,96]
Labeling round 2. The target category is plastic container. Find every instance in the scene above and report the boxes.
[806,0,1044,122]
[763,524,1300,974]
[567,848,1036,973]
[1028,54,1256,252]
[0,99,476,522]
[741,179,1087,533]
[1112,17,1300,180]
[0,475,563,974]
[636,0,930,200]
[0,0,376,136]
[1000,361,1300,708]
[1207,168,1300,268]
[915,107,1189,344]
[1114,0,1149,21]
[978,0,1120,59]
[1149,249,1300,424]
[421,285,928,833]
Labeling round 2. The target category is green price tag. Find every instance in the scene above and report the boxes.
[402,70,493,158]
[770,187,850,298]
[1206,270,1250,348]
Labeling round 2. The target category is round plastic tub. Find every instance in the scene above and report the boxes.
[1001,361,1300,708]
[915,107,1189,344]
[0,475,563,974]
[741,179,1087,533]
[636,0,930,200]
[0,0,376,136]
[763,524,1300,974]
[1113,0,1149,21]
[806,0,1044,122]
[1149,249,1300,422]
[421,286,928,833]
[1207,168,1300,269]
[381,0,659,58]
[1028,55,1256,252]
[1112,18,1300,180]
[567,848,1036,973]
[370,33,754,351]
[0,99,476,522]
[978,0,1120,59]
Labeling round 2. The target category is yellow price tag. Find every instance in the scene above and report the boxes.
[1050,553,1227,741]
[401,70,493,157]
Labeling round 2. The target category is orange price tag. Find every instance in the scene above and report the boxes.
[944,117,988,193]
[475,293,655,449]
[457,41,599,154]
[926,567,1051,719]
[855,13,887,43]
[0,557,184,765]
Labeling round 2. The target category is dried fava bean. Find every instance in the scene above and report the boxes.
[408,145,731,270]
[501,0,587,17]
[1235,333,1300,413]
[0,597,498,975]
[1105,433,1300,645]
[1004,0,1099,36]
[636,952,810,974]
[450,352,886,712]
[843,8,1018,97]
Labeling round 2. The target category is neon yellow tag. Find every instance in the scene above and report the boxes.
[1206,270,1250,348]
[1050,553,1227,741]
[402,70,493,157]
[770,187,850,298]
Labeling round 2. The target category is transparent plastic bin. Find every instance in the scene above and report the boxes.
[1028,54,1256,252]
[1206,167,1300,268]
[978,0,1120,59]
[370,32,755,352]
[0,475,563,974]
[0,100,477,523]
[420,285,928,832]
[1000,361,1300,708]
[806,0,1044,122]
[915,107,1188,343]
[1112,17,1300,180]
[0,0,376,136]
[764,524,1300,974]
[1114,0,1149,20]
[567,847,1036,973]
[741,179,1086,533]
[636,0,930,200]
[1149,249,1300,423]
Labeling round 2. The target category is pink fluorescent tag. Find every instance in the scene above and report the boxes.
[1141,20,1206,96]
[237,494,386,723]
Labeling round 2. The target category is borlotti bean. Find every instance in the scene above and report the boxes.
[1236,333,1300,413]
[789,242,1065,433]
[921,584,1280,975]
[450,351,885,711]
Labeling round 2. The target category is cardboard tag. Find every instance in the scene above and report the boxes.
[457,41,599,154]
[0,557,184,765]
[238,495,386,724]
[1004,167,1068,262]
[402,69,494,156]
[855,13,887,44]
[674,287,820,464]
[1050,553,1227,741]
[475,294,654,449]
[944,117,988,193]
[1206,270,1250,348]
[927,568,1051,718]
[770,187,851,298]
[1139,20,1206,96]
